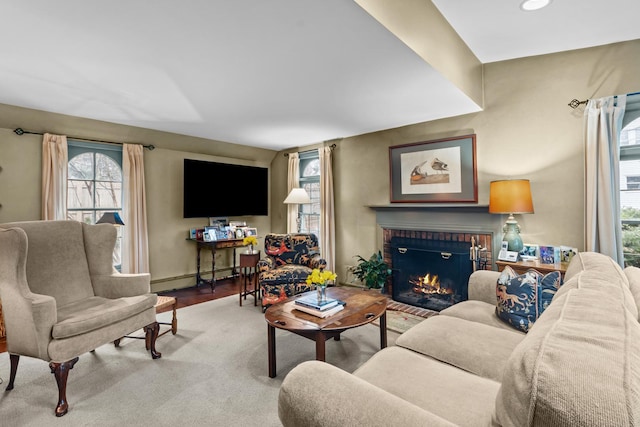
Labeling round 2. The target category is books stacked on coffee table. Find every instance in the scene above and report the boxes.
[294,293,346,318]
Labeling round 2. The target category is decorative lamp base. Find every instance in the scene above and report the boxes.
[502,215,524,253]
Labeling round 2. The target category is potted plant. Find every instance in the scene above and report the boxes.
[352,250,392,290]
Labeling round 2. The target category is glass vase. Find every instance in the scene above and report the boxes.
[316,284,327,302]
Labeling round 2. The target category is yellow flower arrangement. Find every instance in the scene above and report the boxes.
[243,235,258,247]
[305,268,337,287]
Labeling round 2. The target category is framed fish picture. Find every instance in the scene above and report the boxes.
[389,134,478,203]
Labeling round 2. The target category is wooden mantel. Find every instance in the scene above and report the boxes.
[369,203,503,269]
[368,204,489,212]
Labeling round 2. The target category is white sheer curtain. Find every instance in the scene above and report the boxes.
[584,95,627,266]
[287,153,300,233]
[41,133,68,220]
[122,144,150,274]
[319,146,335,271]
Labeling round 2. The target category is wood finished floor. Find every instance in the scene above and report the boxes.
[0,276,248,354]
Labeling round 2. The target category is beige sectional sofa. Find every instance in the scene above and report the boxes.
[278,252,640,426]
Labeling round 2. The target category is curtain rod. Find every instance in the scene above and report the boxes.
[568,91,640,109]
[283,143,336,157]
[12,128,155,150]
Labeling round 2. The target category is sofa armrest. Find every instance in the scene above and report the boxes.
[468,270,500,305]
[257,258,275,273]
[92,273,151,298]
[278,361,455,427]
[308,255,327,270]
[3,290,56,359]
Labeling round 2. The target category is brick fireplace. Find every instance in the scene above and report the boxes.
[371,204,502,311]
[383,229,492,311]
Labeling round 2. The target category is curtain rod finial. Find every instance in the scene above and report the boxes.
[14,128,24,135]
[568,99,588,109]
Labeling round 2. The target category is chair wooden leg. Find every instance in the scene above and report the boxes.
[6,354,19,390]
[171,304,178,334]
[49,357,79,417]
[144,321,162,359]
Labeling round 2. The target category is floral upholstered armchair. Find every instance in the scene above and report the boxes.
[258,233,326,310]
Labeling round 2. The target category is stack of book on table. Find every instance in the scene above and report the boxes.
[294,293,346,318]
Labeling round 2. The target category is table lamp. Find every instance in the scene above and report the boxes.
[283,188,311,232]
[96,212,125,225]
[489,179,534,252]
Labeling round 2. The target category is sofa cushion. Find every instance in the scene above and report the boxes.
[495,266,562,332]
[440,300,524,333]
[396,315,525,382]
[564,250,627,283]
[494,272,640,426]
[556,267,639,320]
[264,234,320,267]
[624,266,640,321]
[354,346,501,427]
[53,294,157,339]
[258,264,313,286]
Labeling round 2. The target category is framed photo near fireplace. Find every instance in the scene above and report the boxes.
[389,134,477,203]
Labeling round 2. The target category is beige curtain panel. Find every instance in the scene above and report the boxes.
[41,133,68,220]
[584,95,626,266]
[122,143,150,274]
[319,146,335,271]
[287,152,300,234]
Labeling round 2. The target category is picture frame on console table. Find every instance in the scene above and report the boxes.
[389,134,478,203]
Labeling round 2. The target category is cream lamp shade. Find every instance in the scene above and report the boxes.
[489,179,534,253]
[284,188,310,233]
[283,188,311,205]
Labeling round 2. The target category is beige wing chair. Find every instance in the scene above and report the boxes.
[0,220,160,417]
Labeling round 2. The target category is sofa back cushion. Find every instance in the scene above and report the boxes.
[1,220,94,307]
[264,233,319,267]
[554,264,638,318]
[624,266,640,322]
[494,270,640,426]
[564,251,627,283]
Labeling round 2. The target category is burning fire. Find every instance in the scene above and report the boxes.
[410,273,453,296]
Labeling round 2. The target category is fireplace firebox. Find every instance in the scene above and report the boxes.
[390,237,473,311]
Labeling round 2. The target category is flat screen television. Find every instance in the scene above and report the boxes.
[183,159,269,218]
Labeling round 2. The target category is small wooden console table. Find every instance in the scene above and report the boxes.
[187,238,246,292]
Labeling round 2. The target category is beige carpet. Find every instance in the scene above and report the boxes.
[0,294,400,426]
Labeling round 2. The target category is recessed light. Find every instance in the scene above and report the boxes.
[520,0,552,11]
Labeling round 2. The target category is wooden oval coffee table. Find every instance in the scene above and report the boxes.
[265,286,387,378]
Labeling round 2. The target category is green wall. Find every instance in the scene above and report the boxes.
[1,39,639,292]
[0,106,276,292]
[278,39,640,283]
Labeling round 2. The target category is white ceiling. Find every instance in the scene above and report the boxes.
[1,0,639,151]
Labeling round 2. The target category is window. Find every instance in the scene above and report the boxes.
[298,151,320,236]
[619,95,640,267]
[626,175,640,190]
[67,141,123,267]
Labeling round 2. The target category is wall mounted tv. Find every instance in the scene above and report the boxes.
[183,159,268,218]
